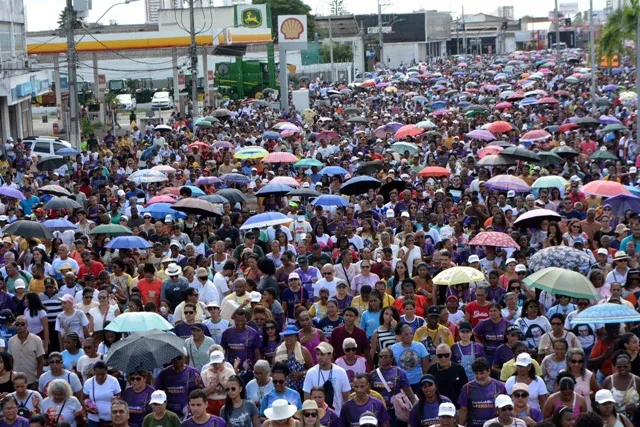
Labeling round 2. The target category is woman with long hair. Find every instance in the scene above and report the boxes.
[359,290,382,340]
[296,311,324,365]
[358,219,378,250]
[603,351,640,418]
[566,348,598,411]
[542,374,588,420]
[412,263,435,304]
[515,299,551,356]
[544,222,564,248]
[370,306,400,361]
[26,247,55,278]
[0,353,16,395]
[261,319,282,366]
[294,400,324,427]
[617,333,640,377]
[88,289,120,333]
[408,374,451,427]
[562,219,588,246]
[388,261,409,298]
[593,389,634,427]
[24,292,49,353]
[220,375,260,427]
[96,330,121,356]
[541,338,569,393]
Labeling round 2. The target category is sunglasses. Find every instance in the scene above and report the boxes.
[500,406,514,411]
[322,272,333,276]
[225,387,238,392]
[14,322,25,326]
[344,348,357,352]
[130,376,144,381]
[98,296,107,300]
[184,311,195,315]
[570,359,584,364]
[272,379,286,384]
[437,353,451,358]
[303,412,318,418]
[513,393,528,398]
[265,326,276,331]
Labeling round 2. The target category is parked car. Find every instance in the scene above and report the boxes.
[151,92,174,110]
[116,94,137,110]
[22,136,72,157]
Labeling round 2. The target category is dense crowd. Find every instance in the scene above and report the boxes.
[0,49,637,427]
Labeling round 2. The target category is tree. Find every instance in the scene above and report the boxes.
[57,7,82,30]
[320,42,353,63]
[252,0,316,42]
[329,0,347,16]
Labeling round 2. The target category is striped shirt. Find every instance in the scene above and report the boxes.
[39,291,63,322]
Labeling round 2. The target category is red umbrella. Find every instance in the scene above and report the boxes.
[521,130,552,141]
[188,142,210,151]
[418,166,451,178]
[558,123,580,132]
[487,121,513,133]
[538,97,559,105]
[507,92,525,101]
[361,79,376,88]
[478,145,503,158]
[394,125,424,139]
[146,195,176,206]
[555,90,571,97]
[470,231,520,249]
[581,180,632,198]
[263,152,298,163]
[495,102,513,110]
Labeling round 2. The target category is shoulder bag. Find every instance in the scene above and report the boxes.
[376,367,411,422]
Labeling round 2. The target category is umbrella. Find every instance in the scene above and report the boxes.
[357,161,383,175]
[601,194,640,217]
[294,159,324,168]
[347,117,367,124]
[476,155,516,168]
[128,169,168,184]
[140,203,186,220]
[37,156,65,172]
[581,180,631,198]
[195,121,213,129]
[240,212,293,230]
[478,146,503,158]
[535,152,564,167]
[105,329,186,374]
[513,209,561,229]
[255,184,295,197]
[575,117,600,127]
[287,188,320,198]
[88,224,133,236]
[537,97,559,105]
[316,130,339,143]
[485,175,531,192]
[234,147,269,160]
[527,247,592,273]
[262,131,281,140]
[552,146,579,158]
[213,141,234,149]
[467,130,496,141]
[602,123,629,133]
[151,165,176,174]
[570,303,640,325]
[469,231,519,249]
[433,266,486,286]
[199,195,229,204]
[221,173,250,186]
[216,189,246,205]
[416,120,437,129]
[532,176,569,189]
[105,236,153,250]
[500,146,540,162]
[340,176,381,195]
[600,115,621,125]
[194,176,223,186]
[213,108,231,118]
[590,149,618,161]
[39,185,71,197]
[55,147,80,156]
[154,125,172,132]
[495,101,513,110]
[263,152,298,163]
[378,181,408,202]
[319,166,348,176]
[2,221,54,240]
[43,219,78,232]
[311,195,348,207]
[523,267,599,300]
[487,121,513,133]
[106,313,174,333]
[390,142,419,155]
[172,198,220,217]
[418,167,451,178]
[374,123,404,138]
[43,197,82,210]
[520,130,552,142]
[146,195,176,206]
[181,186,205,197]
[140,145,160,162]
[343,107,359,115]
[0,187,24,200]
[394,125,424,139]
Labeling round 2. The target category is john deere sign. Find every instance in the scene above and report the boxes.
[235,4,268,29]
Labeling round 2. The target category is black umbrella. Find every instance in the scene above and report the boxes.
[501,146,540,162]
[535,152,564,167]
[39,185,71,197]
[476,155,517,168]
[575,117,600,127]
[3,220,54,240]
[200,195,229,204]
[105,329,185,374]
[343,107,360,116]
[379,180,408,203]
[488,141,514,148]
[287,188,320,198]
[513,209,561,229]
[43,197,82,210]
[347,117,367,124]
[213,108,231,118]
[216,189,246,205]
[552,146,579,158]
[340,176,381,196]
[172,198,220,217]
[37,156,65,172]
[357,161,383,175]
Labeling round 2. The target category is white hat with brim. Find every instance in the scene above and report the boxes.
[295,400,325,421]
[166,264,182,276]
[264,399,297,421]
[438,402,456,417]
[149,390,167,405]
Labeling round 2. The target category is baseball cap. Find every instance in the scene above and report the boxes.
[438,402,456,417]
[209,350,225,364]
[507,190,516,198]
[359,414,378,426]
[495,394,513,409]
[446,295,458,302]
[468,255,480,264]
[595,389,615,404]
[597,248,608,256]
[515,264,527,273]
[149,390,167,405]
[427,305,440,316]
[206,301,220,308]
[505,258,516,265]
[190,323,206,331]
[459,321,472,332]
[512,383,529,393]
[59,294,75,304]
[400,211,410,218]
[420,374,436,385]
[14,279,25,290]
[386,210,395,218]
[249,291,262,303]
[515,352,533,366]
[317,342,333,354]
[506,325,521,335]
[164,214,173,223]
[288,272,300,280]
[196,267,209,278]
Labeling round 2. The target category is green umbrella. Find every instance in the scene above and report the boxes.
[390,142,419,155]
[465,110,484,118]
[88,224,133,236]
[590,150,618,161]
[523,267,599,300]
[294,158,324,168]
[565,76,579,84]
[203,116,219,123]
[195,121,213,128]
[534,152,564,168]
[602,123,628,133]
[531,176,569,189]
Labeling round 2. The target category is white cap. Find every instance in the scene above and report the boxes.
[149,390,167,405]
[515,352,533,367]
[14,279,25,290]
[288,272,300,280]
[164,214,173,223]
[400,211,410,218]
[249,291,262,303]
[209,350,225,364]
[507,190,516,198]
[438,402,457,417]
[630,167,638,174]
[468,255,480,264]
[506,258,516,265]
[515,264,527,273]
[386,210,395,218]
[595,389,616,404]
[597,248,608,255]
[359,414,378,426]
[495,394,514,409]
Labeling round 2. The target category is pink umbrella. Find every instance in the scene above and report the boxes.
[487,121,514,133]
[538,68,552,75]
[484,84,500,92]
[478,145,503,158]
[486,175,531,192]
[537,97,559,105]
[263,152,299,163]
[581,181,631,198]
[470,231,520,249]
[317,130,338,142]
[459,62,468,67]
[432,109,452,117]
[495,102,513,110]
[281,129,301,137]
[521,129,552,141]
[270,176,300,188]
[146,195,176,206]
[394,125,424,139]
[467,130,496,141]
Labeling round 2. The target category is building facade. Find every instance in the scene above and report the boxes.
[0,0,49,141]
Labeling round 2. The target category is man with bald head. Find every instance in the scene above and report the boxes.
[51,244,80,280]
[8,315,45,387]
[313,264,341,300]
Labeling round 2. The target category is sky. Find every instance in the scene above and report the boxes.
[24,0,611,32]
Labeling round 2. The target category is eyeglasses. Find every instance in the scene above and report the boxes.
[379,354,392,359]
[361,265,370,269]
[322,272,333,276]
[83,295,92,299]
[265,325,276,331]
[225,387,238,392]
[570,359,584,364]
[513,393,529,398]
[130,376,144,381]
[288,278,299,281]
[14,322,25,326]
[272,379,286,384]
[500,406,514,411]
[303,412,318,418]
[98,296,107,300]
[49,360,62,364]
[437,353,451,358]
[184,311,194,315]
[345,348,357,352]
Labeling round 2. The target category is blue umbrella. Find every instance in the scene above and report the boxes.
[431,101,447,110]
[106,236,153,250]
[311,195,349,207]
[140,145,159,162]
[56,147,80,156]
[602,194,640,217]
[255,184,295,197]
[625,186,640,197]
[570,303,640,325]
[612,68,623,75]
[262,131,281,140]
[240,212,292,230]
[43,219,78,231]
[140,203,186,220]
[105,313,173,332]
[603,84,619,92]
[319,166,348,176]
[181,186,205,196]
[452,71,465,76]
[458,101,471,108]
[519,97,538,106]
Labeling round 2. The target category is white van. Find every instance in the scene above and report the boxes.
[22,136,72,156]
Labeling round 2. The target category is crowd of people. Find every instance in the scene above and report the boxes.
[0,48,637,427]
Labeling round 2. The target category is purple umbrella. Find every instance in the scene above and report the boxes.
[603,84,619,92]
[467,130,496,141]
[0,186,25,201]
[214,141,234,149]
[374,122,404,138]
[486,175,531,192]
[599,115,621,125]
[195,176,223,186]
[376,82,390,88]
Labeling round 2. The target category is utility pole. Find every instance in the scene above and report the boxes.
[462,6,467,55]
[65,0,80,149]
[189,0,198,116]
[555,0,561,59]
[377,0,384,67]
[589,0,596,114]
[328,17,334,83]
[637,3,640,139]
[456,18,460,55]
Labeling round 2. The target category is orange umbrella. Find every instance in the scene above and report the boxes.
[487,121,513,133]
[418,166,451,178]
[394,125,424,139]
[581,180,632,198]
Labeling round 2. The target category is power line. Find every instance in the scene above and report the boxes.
[79,28,178,66]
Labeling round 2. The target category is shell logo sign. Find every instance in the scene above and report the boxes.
[277,15,308,44]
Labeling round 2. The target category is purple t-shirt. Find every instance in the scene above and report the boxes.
[335,295,354,313]
[408,396,452,427]
[180,415,226,427]
[0,417,29,427]
[473,318,510,362]
[457,379,506,427]
[339,397,390,427]
[154,366,202,415]
[220,327,261,366]
[516,407,543,423]
[122,385,155,427]
[493,344,515,368]
[370,366,410,407]
[320,407,340,427]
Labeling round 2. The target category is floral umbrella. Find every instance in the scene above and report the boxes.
[527,246,592,273]
[469,232,520,249]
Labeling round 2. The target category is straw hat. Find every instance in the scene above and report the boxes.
[295,400,325,420]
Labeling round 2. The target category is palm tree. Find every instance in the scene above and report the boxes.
[598,0,640,136]
[57,7,82,30]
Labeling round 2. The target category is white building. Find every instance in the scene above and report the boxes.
[0,0,49,140]
[145,0,163,22]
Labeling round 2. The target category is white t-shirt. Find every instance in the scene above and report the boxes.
[24,309,47,334]
[313,278,340,298]
[199,281,221,305]
[302,364,351,413]
[38,370,83,395]
[76,354,104,380]
[83,375,121,422]
[505,376,549,411]
[55,310,90,340]
[213,273,230,297]
[39,396,83,427]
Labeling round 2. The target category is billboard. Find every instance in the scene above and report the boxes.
[235,4,268,29]
[278,15,308,44]
[559,2,579,15]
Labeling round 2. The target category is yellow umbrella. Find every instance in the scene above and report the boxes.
[385,86,397,93]
[433,266,485,286]
[234,147,269,160]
